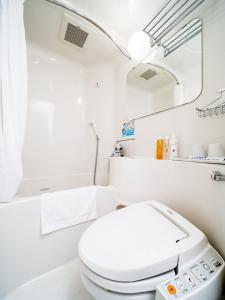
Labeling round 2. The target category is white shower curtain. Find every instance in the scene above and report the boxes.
[0,0,27,202]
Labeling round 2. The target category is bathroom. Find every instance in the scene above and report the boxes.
[0,0,225,299]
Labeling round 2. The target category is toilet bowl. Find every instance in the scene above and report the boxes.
[79,201,225,300]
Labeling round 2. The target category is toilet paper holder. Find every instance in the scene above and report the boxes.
[211,171,225,181]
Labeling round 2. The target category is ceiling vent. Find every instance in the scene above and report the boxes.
[140,69,157,80]
[59,14,94,49]
[64,22,88,48]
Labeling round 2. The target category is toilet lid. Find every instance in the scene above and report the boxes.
[79,203,187,282]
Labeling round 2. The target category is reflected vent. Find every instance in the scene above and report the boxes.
[140,69,157,80]
[64,22,88,48]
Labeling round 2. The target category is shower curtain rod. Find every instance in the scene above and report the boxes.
[43,0,131,59]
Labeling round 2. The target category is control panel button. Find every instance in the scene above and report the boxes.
[214,262,222,268]
[192,266,200,272]
[167,285,177,295]
[176,280,186,291]
[185,274,195,284]
[203,263,210,270]
[156,249,224,300]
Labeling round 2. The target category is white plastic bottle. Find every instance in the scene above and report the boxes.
[170,135,178,158]
[164,136,170,159]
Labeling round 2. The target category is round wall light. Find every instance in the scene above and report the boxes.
[128,31,151,61]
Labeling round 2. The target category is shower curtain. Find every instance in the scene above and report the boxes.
[0,0,27,202]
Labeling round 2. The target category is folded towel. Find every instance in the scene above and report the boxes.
[41,186,98,235]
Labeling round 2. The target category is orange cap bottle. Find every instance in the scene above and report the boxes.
[156,137,164,160]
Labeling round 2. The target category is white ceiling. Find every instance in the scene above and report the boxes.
[24,0,167,64]
[24,0,203,65]
[24,0,129,64]
[62,0,166,45]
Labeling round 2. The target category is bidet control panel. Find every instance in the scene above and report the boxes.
[155,247,224,300]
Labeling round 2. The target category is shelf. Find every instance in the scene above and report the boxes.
[196,88,225,118]
[171,157,225,165]
[111,156,225,166]
[143,0,206,48]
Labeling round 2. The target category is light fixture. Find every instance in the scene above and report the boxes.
[142,48,157,63]
[128,31,151,61]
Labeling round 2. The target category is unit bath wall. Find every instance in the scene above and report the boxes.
[115,0,225,158]
[20,40,116,196]
[109,157,225,259]
[0,186,118,299]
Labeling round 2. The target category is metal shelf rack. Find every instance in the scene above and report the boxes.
[163,18,202,57]
[196,88,225,118]
[143,0,206,48]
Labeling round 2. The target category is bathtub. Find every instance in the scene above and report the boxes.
[0,186,119,299]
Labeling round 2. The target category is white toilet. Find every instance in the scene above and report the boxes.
[79,201,224,300]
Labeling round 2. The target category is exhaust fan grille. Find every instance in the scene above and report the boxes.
[140,69,157,80]
[64,22,88,48]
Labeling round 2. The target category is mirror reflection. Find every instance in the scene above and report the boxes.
[126,19,202,120]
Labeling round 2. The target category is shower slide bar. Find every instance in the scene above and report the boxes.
[143,0,206,47]
[89,122,99,186]
[43,0,131,59]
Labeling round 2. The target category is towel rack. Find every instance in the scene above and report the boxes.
[163,18,202,57]
[143,0,206,48]
[196,88,225,118]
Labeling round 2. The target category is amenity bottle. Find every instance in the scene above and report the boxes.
[156,137,164,160]
[170,134,178,158]
[164,136,170,159]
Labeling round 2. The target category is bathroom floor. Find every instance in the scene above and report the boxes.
[4,259,94,300]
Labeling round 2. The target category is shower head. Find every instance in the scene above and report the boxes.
[89,121,99,140]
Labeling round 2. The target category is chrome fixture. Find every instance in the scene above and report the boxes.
[43,0,130,59]
[196,88,225,118]
[211,171,225,182]
[89,121,99,186]
[89,121,99,141]
[128,1,204,60]
[163,18,202,57]
[116,138,135,143]
[143,0,206,48]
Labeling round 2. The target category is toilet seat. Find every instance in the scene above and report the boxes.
[80,260,175,294]
[79,200,208,298]
[81,272,156,300]
[79,202,187,282]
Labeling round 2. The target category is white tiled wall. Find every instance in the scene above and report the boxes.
[20,41,116,195]
[115,0,225,158]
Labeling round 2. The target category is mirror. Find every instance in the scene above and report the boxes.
[126,19,202,120]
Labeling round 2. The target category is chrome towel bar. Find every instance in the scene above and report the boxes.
[143,0,206,47]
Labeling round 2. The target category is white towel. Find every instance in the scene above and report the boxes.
[41,186,98,235]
